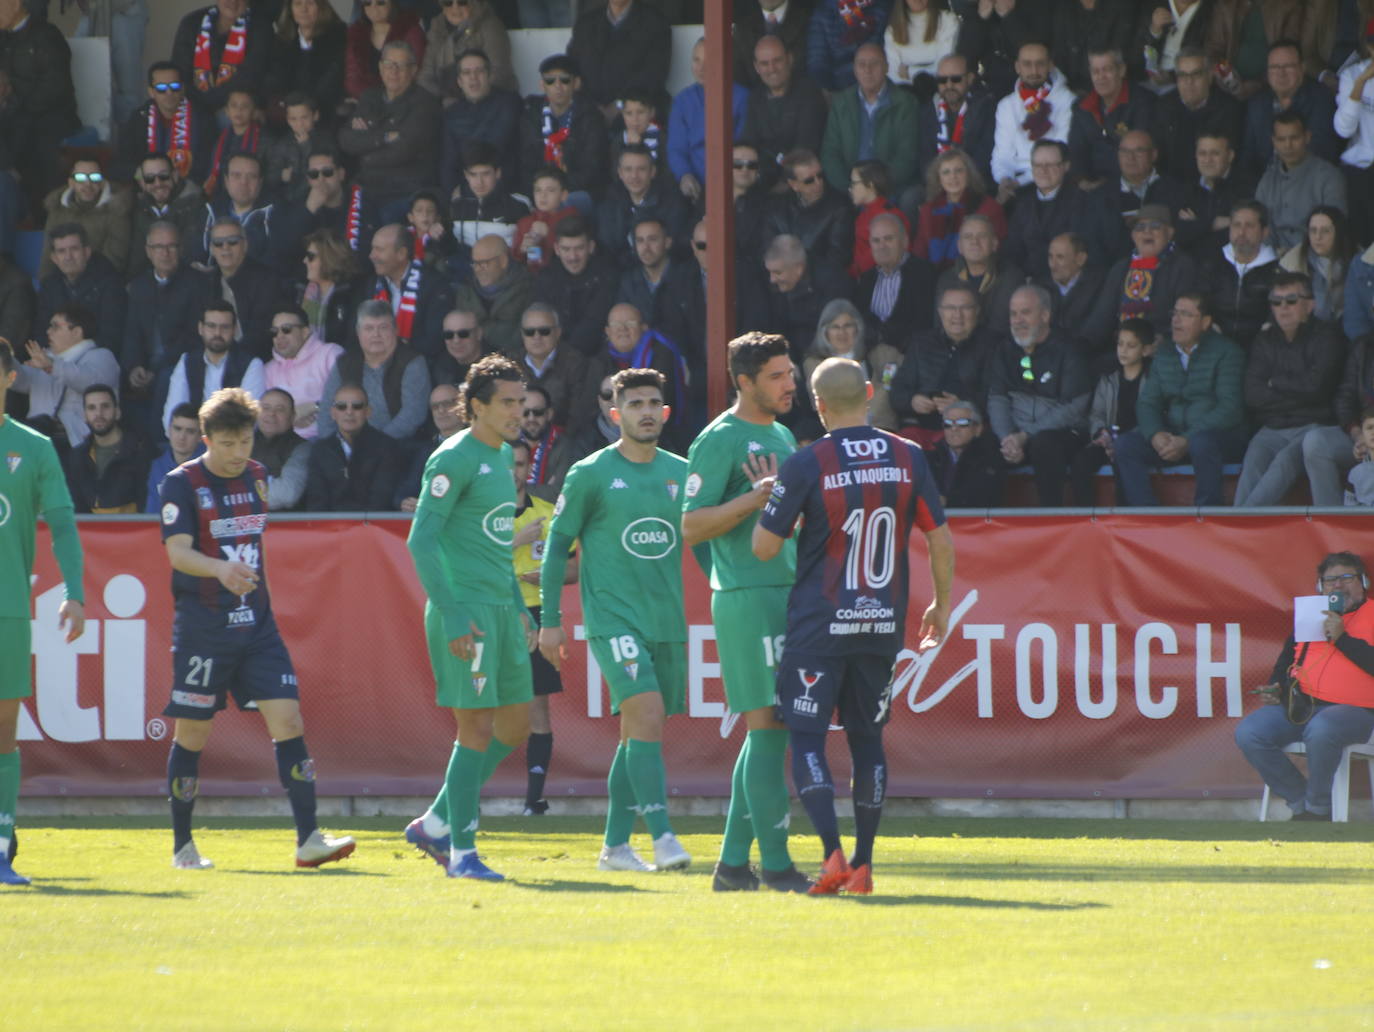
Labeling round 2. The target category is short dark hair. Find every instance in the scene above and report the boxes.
[1267,38,1302,59]
[509,437,531,459]
[850,159,890,197]
[618,88,656,110]
[260,387,296,412]
[1032,138,1070,163]
[532,165,569,190]
[460,354,524,423]
[631,215,668,239]
[457,47,491,70]
[523,383,552,410]
[170,402,201,424]
[1230,199,1269,226]
[539,53,580,78]
[82,383,118,407]
[1318,552,1367,582]
[555,215,592,240]
[728,331,790,385]
[1270,270,1312,296]
[1117,317,1155,349]
[1176,290,1212,318]
[225,151,264,175]
[224,85,260,108]
[202,300,237,323]
[271,302,310,325]
[618,143,655,165]
[1272,108,1308,132]
[48,222,89,249]
[147,60,181,86]
[612,368,665,403]
[1361,407,1374,424]
[462,141,502,172]
[282,91,317,112]
[52,303,96,340]
[140,151,174,174]
[200,387,259,437]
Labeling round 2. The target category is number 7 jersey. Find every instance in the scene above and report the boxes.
[758,426,945,655]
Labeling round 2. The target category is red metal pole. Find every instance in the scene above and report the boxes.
[703,0,737,419]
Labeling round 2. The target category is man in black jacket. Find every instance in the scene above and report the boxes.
[732,0,812,87]
[170,0,270,113]
[1088,205,1199,345]
[566,0,671,117]
[762,234,851,361]
[205,216,289,362]
[890,283,994,433]
[1004,139,1113,281]
[364,223,452,359]
[855,213,934,349]
[65,384,152,513]
[763,149,852,275]
[1233,271,1348,507]
[1176,131,1257,258]
[439,48,522,201]
[33,224,126,356]
[1148,47,1243,181]
[532,216,618,356]
[1201,199,1278,349]
[915,55,996,197]
[1040,232,1109,365]
[0,0,78,213]
[1067,47,1154,184]
[924,399,1006,508]
[127,153,207,276]
[304,382,402,512]
[741,35,828,188]
[597,145,690,270]
[518,54,609,200]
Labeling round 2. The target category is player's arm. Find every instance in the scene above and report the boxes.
[164,533,259,594]
[752,522,787,562]
[39,445,85,642]
[918,523,955,649]
[537,530,576,668]
[751,451,807,561]
[682,452,779,546]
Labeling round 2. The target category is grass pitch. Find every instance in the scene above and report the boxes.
[6,816,1374,1031]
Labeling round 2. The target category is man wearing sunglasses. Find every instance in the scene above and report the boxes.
[1233,272,1347,507]
[263,303,343,440]
[203,215,290,362]
[915,54,996,197]
[304,381,402,511]
[163,300,266,432]
[741,36,827,192]
[517,304,580,434]
[925,400,1006,508]
[764,149,853,274]
[269,150,359,272]
[127,153,206,276]
[519,54,608,202]
[116,62,211,186]
[37,159,130,280]
[197,153,275,269]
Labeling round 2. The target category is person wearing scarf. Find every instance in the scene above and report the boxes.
[171,1,268,112]
[807,0,893,91]
[991,41,1075,195]
[592,302,690,451]
[116,62,211,185]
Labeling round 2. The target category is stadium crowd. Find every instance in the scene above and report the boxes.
[4,0,1374,510]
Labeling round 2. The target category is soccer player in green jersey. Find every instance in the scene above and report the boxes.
[0,340,85,886]
[406,355,537,881]
[539,368,693,873]
[682,332,814,894]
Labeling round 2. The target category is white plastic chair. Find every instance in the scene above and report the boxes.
[1258,738,1374,822]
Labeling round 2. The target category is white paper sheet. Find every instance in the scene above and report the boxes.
[1294,595,1332,643]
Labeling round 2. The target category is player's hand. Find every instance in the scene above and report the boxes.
[538,626,566,670]
[58,599,85,644]
[448,621,485,662]
[520,611,539,652]
[918,601,949,652]
[741,452,779,509]
[216,560,259,595]
[512,516,546,547]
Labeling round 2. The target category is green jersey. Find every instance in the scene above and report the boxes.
[0,417,82,618]
[683,411,797,591]
[544,444,688,643]
[408,429,521,642]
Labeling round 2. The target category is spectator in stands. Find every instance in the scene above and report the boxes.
[1346,240,1374,343]
[1149,46,1244,180]
[144,402,204,513]
[733,0,811,86]
[1051,2,1135,97]
[582,302,690,447]
[172,0,271,113]
[1280,206,1352,326]
[1138,0,1209,94]
[1105,131,1188,254]
[743,35,829,190]
[519,54,608,202]
[164,301,266,430]
[40,159,130,279]
[34,224,126,357]
[430,307,484,385]
[205,215,287,361]
[567,371,619,461]
[395,381,467,512]
[856,212,934,349]
[0,0,79,214]
[12,303,119,449]
[272,149,357,269]
[199,153,275,267]
[300,227,362,346]
[1202,199,1278,347]
[1233,272,1347,506]
[762,233,851,360]
[883,0,958,91]
[0,69,17,258]
[514,166,577,273]
[1241,40,1339,176]
[449,141,530,254]
[344,0,425,101]
[116,62,212,186]
[609,90,667,177]
[517,303,582,425]
[890,282,994,436]
[1204,0,1311,101]
[1348,411,1374,505]
[1256,110,1347,255]
[916,54,996,198]
[305,380,402,511]
[1070,316,1153,505]
[807,0,891,92]
[339,40,440,217]
[1113,290,1247,506]
[1334,25,1374,252]
[264,303,342,440]
[597,144,689,270]
[986,284,1091,506]
[1235,551,1374,820]
[123,222,212,434]
[265,94,328,205]
[805,297,902,430]
[420,0,515,103]
[1176,131,1256,257]
[439,47,522,201]
[253,387,311,510]
[925,399,1005,507]
[127,153,205,276]
[201,88,267,199]
[934,213,1023,337]
[821,44,919,202]
[957,0,1051,99]
[265,0,346,120]
[0,251,33,350]
[519,382,575,492]
[849,159,908,277]
[991,41,1076,201]
[1091,204,1199,343]
[1003,139,1108,282]
[765,149,853,274]
[454,234,532,357]
[669,37,748,206]
[568,0,672,118]
[318,299,431,440]
[1067,47,1154,185]
[617,216,682,332]
[366,223,451,358]
[533,215,618,356]
[1041,231,1108,363]
[66,384,151,514]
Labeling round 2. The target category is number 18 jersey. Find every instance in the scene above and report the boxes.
[758,426,945,656]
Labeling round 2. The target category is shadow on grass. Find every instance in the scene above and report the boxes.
[230,868,387,878]
[26,880,194,899]
[510,879,653,894]
[836,893,1109,910]
[888,861,1374,884]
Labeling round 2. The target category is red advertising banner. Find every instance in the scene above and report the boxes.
[19,514,1370,800]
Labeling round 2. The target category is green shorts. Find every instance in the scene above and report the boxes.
[426,602,533,710]
[712,586,789,714]
[0,618,31,700]
[589,633,686,716]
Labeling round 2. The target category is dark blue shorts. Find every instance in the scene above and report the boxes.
[163,616,299,720]
[774,651,896,736]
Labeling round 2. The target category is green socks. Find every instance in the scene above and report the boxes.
[424,744,459,833]
[480,739,516,784]
[425,737,517,838]
[0,749,18,848]
[744,728,794,872]
[718,736,754,866]
[447,746,487,851]
[604,742,637,847]
[625,739,672,840]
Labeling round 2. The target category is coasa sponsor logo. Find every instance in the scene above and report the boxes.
[621,517,676,559]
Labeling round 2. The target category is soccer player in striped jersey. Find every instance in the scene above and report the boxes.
[754,358,955,895]
[158,388,355,870]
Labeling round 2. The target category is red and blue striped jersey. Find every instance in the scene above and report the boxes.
[758,426,945,655]
[158,457,273,629]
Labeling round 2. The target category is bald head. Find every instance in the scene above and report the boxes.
[811,357,869,416]
[471,234,510,287]
[754,35,791,92]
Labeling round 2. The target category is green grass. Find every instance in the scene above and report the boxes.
[7,816,1374,1031]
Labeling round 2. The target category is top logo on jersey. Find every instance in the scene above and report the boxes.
[195,487,214,510]
[684,472,701,498]
[430,474,451,498]
[840,436,889,462]
[610,478,628,490]
[621,516,676,559]
[5,452,20,473]
[482,501,516,545]
[665,480,679,500]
